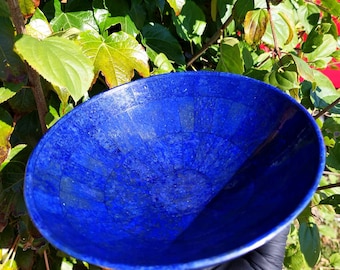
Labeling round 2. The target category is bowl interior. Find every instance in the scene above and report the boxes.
[24,72,325,269]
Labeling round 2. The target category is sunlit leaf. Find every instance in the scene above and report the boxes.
[173,1,206,45]
[51,0,98,32]
[0,107,13,166]
[0,83,23,104]
[264,70,299,92]
[25,8,52,39]
[321,0,340,17]
[14,35,94,102]
[298,222,321,268]
[216,37,244,74]
[142,23,185,65]
[166,0,185,16]
[78,31,149,88]
[291,54,315,82]
[153,53,175,74]
[330,253,340,268]
[244,9,268,45]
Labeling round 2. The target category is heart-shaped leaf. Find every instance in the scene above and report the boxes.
[14,35,94,102]
[216,37,244,74]
[78,31,149,88]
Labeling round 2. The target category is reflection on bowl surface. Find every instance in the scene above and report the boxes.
[25,71,325,269]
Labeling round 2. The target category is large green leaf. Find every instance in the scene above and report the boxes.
[14,35,94,102]
[78,31,149,88]
[142,23,185,65]
[216,37,244,74]
[321,0,340,17]
[173,1,206,45]
[298,222,321,268]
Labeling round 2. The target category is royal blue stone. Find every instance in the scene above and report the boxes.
[24,71,325,269]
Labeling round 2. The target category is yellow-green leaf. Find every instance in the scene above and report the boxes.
[0,107,13,166]
[167,0,185,16]
[18,0,39,18]
[14,35,94,102]
[244,9,269,45]
[78,31,149,88]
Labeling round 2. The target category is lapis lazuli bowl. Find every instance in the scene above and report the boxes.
[24,71,325,269]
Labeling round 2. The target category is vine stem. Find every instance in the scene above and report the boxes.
[186,14,234,68]
[265,0,282,59]
[7,0,48,134]
[313,96,340,119]
[318,182,340,191]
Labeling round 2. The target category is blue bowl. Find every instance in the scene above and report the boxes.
[24,71,325,269]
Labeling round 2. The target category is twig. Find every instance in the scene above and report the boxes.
[265,0,281,59]
[186,14,234,68]
[313,96,340,119]
[317,182,340,191]
[44,250,50,270]
[7,0,48,134]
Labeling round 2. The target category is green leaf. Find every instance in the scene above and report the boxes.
[310,70,340,112]
[291,54,315,82]
[78,31,149,88]
[298,222,321,268]
[0,0,10,17]
[142,23,185,65]
[51,1,99,33]
[166,0,185,16]
[321,0,340,17]
[14,35,94,102]
[304,34,337,67]
[153,53,175,74]
[0,83,23,104]
[0,107,13,166]
[0,144,27,172]
[25,8,52,39]
[330,253,340,268]
[302,23,332,53]
[326,142,340,172]
[264,70,299,92]
[216,37,244,74]
[232,0,254,24]
[244,9,268,45]
[173,1,206,45]
[319,194,340,206]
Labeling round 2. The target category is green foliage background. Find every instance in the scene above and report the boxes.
[0,0,340,269]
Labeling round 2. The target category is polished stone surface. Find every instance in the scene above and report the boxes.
[24,71,325,269]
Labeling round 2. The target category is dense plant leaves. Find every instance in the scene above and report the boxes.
[319,194,340,213]
[302,23,332,54]
[216,37,244,74]
[18,0,39,18]
[142,23,185,65]
[264,70,299,92]
[15,35,94,102]
[244,9,268,45]
[0,17,26,83]
[167,0,185,16]
[153,53,175,74]
[262,2,298,50]
[0,83,23,104]
[0,107,13,166]
[321,0,340,17]
[298,222,321,268]
[78,31,149,88]
[173,1,206,45]
[304,34,337,68]
[51,0,98,32]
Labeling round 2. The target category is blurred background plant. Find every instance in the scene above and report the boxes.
[0,0,339,269]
